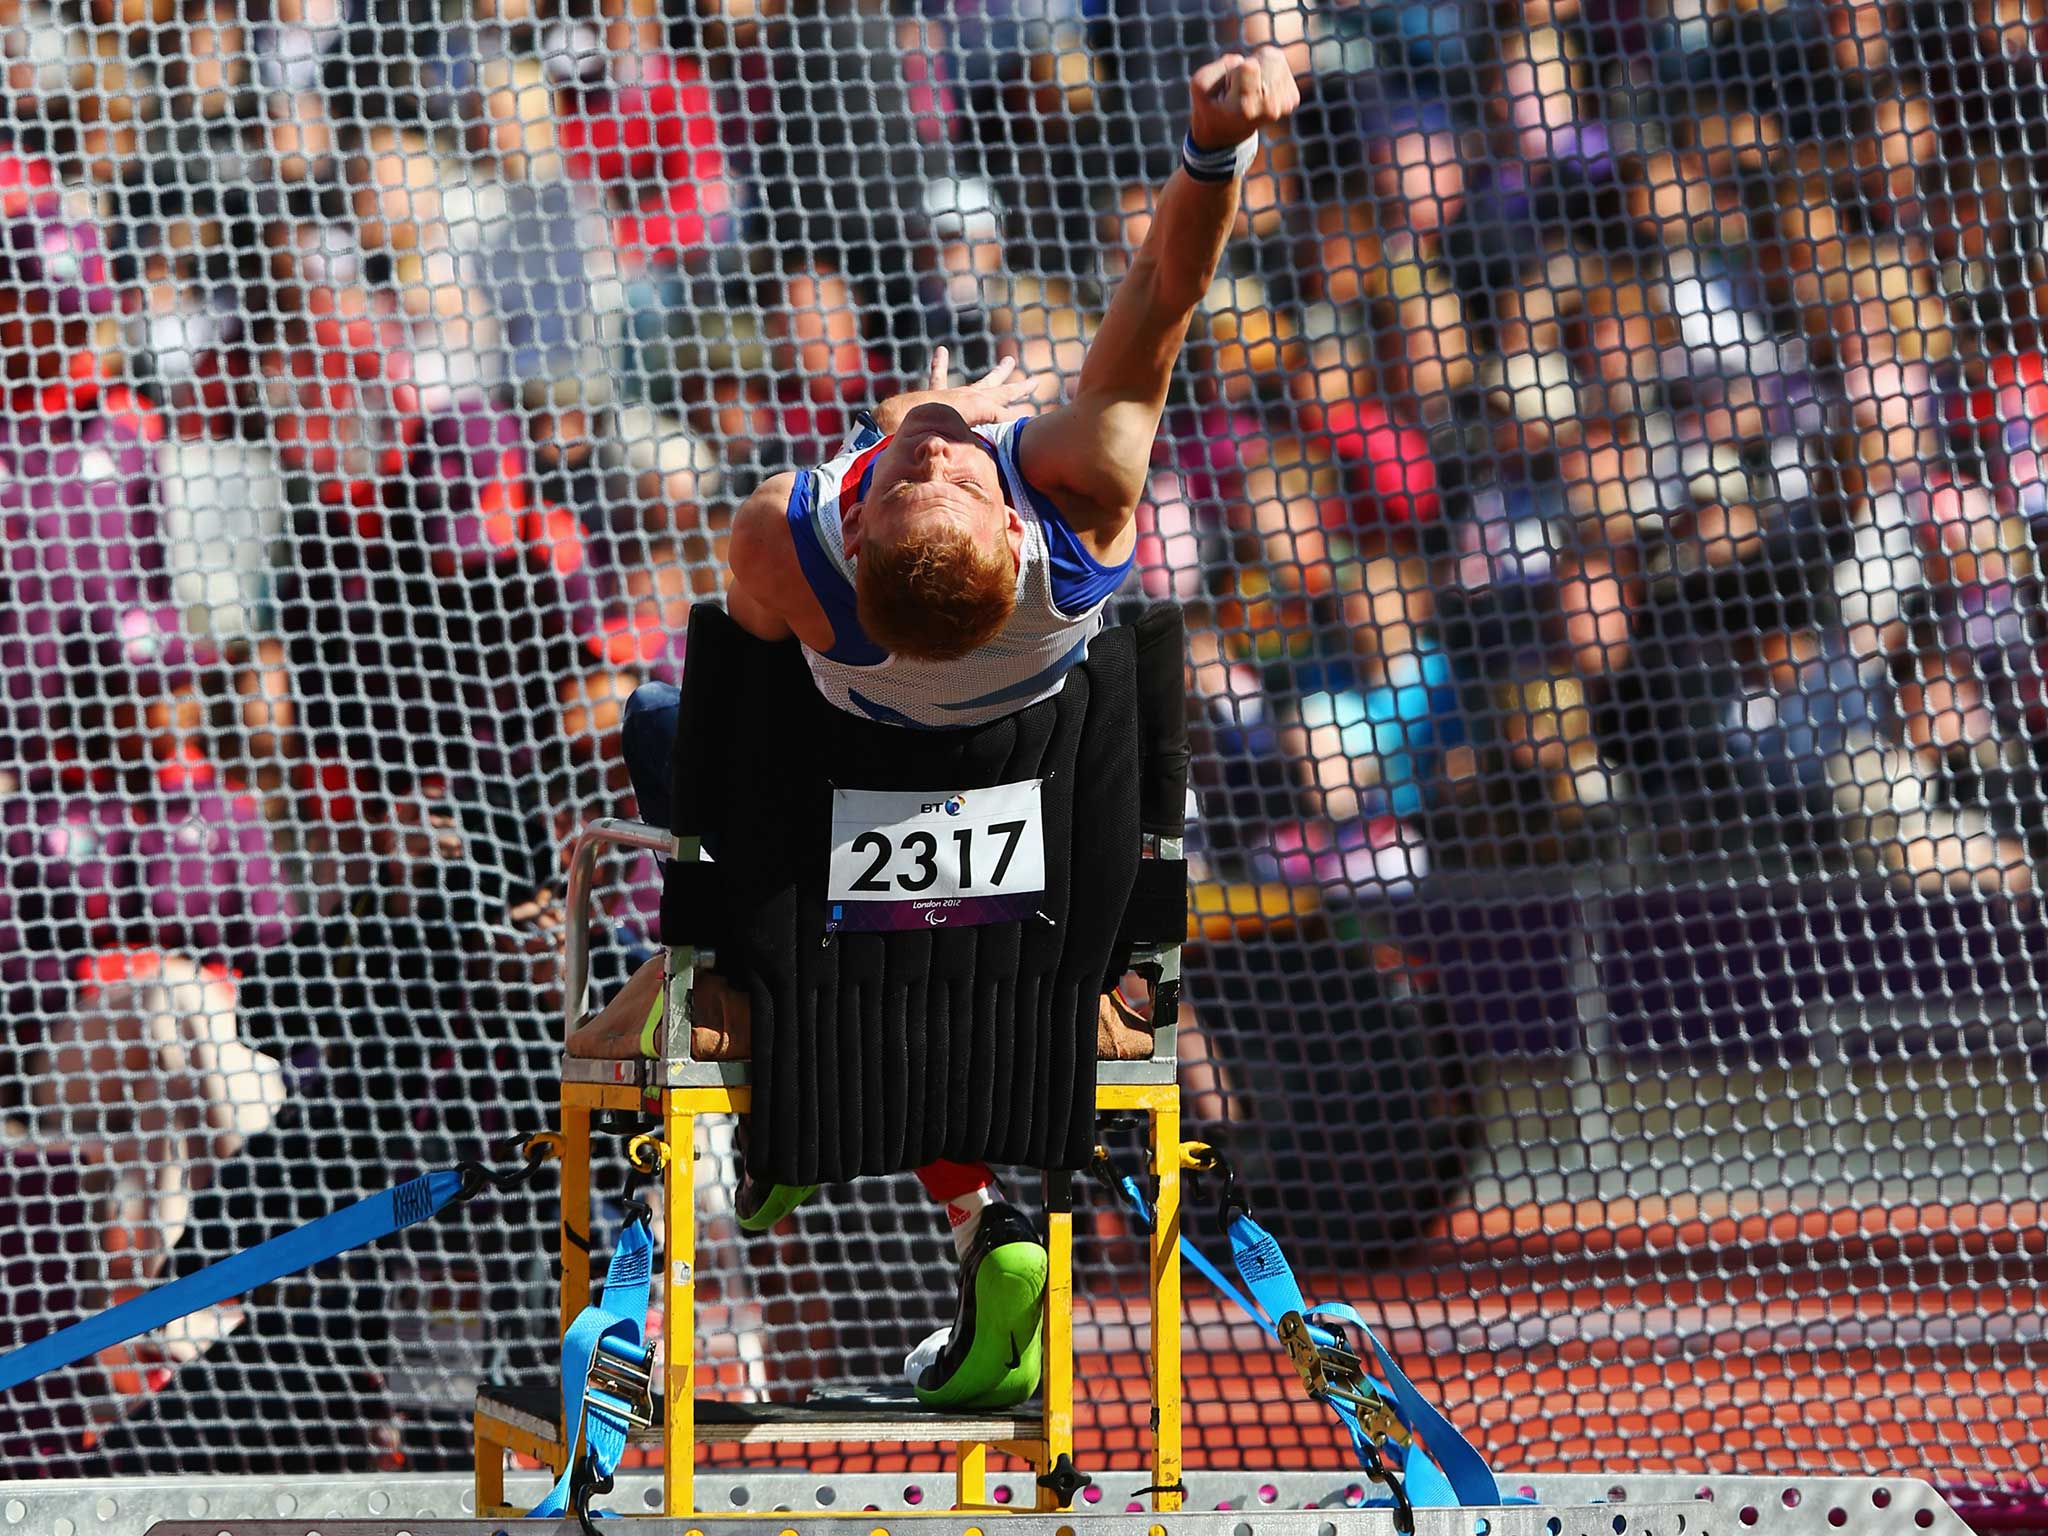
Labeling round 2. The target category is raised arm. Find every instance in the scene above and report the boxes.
[1018,49,1300,547]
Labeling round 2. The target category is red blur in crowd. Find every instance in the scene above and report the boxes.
[1307,398,1441,526]
[1953,351,2048,517]
[0,152,55,210]
[267,309,415,509]
[1907,466,2005,562]
[258,287,592,584]
[558,54,730,262]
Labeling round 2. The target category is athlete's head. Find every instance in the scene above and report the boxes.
[843,402,1025,662]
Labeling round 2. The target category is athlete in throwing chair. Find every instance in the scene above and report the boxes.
[572,47,1301,1410]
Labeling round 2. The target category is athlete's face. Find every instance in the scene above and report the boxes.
[844,403,1022,564]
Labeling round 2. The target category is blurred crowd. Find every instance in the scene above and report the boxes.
[3,0,2048,1478]
[1155,0,2048,909]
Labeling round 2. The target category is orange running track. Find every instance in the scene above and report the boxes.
[594,1195,2048,1490]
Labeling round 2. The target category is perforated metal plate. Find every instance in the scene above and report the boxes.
[0,1472,1970,1536]
[127,1513,1884,1536]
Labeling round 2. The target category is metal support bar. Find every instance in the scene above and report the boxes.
[955,1441,989,1511]
[664,1095,701,1516]
[563,817,682,1046]
[1038,1170,1077,1513]
[129,1516,1935,1536]
[1149,1097,1184,1515]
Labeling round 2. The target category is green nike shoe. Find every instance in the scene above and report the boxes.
[730,1113,819,1232]
[736,1178,819,1232]
[914,1203,1046,1411]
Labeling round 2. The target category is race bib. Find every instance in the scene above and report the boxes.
[826,779,1046,933]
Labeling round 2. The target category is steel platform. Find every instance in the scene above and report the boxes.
[0,1469,1973,1536]
[476,1382,1045,1449]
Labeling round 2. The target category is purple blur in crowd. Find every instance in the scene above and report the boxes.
[407,397,535,567]
[0,380,173,765]
[279,387,599,785]
[131,778,298,955]
[0,777,293,996]
[1490,122,1614,219]
[0,1148,98,1461]
[0,791,132,1022]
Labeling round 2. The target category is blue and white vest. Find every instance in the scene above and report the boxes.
[783,415,1133,729]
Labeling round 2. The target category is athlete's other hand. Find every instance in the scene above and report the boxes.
[934,350,1039,423]
[1188,47,1300,151]
[876,348,1037,431]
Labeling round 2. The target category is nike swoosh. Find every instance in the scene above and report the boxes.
[1006,1335,1023,1371]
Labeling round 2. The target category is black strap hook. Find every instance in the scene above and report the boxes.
[454,1132,562,1201]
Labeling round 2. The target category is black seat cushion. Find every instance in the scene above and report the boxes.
[662,605,1142,1183]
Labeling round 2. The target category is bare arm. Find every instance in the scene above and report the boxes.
[725,473,799,642]
[1019,49,1300,545]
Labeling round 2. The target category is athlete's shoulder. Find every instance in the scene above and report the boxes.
[730,471,804,591]
[806,411,892,484]
[972,416,1023,460]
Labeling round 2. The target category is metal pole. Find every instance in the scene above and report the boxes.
[562,817,681,1047]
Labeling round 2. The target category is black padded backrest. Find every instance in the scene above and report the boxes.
[1130,602,1190,838]
[661,604,1155,1183]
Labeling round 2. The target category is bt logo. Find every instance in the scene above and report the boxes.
[920,794,968,816]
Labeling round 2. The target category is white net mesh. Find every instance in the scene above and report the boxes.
[2,0,2047,1498]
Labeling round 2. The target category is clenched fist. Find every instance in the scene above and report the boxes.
[1188,47,1301,152]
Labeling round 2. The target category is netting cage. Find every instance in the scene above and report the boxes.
[1,0,2046,1499]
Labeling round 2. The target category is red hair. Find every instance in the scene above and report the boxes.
[856,518,1017,662]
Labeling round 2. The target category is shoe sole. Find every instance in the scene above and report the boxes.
[737,1182,819,1233]
[914,1240,1047,1411]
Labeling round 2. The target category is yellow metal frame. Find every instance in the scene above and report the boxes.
[478,1072,1182,1521]
[471,799,1190,1519]
[481,1073,1187,1523]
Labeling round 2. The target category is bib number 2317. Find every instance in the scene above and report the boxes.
[827,779,1046,932]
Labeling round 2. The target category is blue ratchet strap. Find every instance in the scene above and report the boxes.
[530,1213,657,1521]
[1226,1210,1500,1509]
[1102,1164,1268,1324]
[0,1168,468,1395]
[1098,1156,1501,1511]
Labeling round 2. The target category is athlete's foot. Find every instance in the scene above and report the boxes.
[1097,991,1154,1060]
[728,1111,819,1232]
[914,1202,1047,1410]
[688,973,752,1059]
[565,958,752,1060]
[565,954,664,1058]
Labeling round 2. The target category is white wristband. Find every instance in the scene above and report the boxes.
[1181,131,1257,184]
